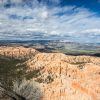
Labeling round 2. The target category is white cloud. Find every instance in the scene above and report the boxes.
[0,1,100,42]
[10,0,23,4]
[81,29,100,34]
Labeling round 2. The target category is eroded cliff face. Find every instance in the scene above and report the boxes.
[26,53,100,100]
[0,47,100,100]
[0,46,38,59]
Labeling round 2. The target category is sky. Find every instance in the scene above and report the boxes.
[0,0,100,43]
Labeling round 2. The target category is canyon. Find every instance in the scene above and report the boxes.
[26,53,100,100]
[0,46,100,100]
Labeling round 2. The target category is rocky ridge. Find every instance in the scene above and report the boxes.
[26,53,100,100]
[0,46,100,100]
[0,46,38,59]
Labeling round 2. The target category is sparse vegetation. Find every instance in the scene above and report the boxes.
[77,64,85,70]
[0,56,27,89]
[26,69,41,80]
[45,75,54,84]
[36,78,44,83]
[0,55,43,100]
[70,62,86,65]
[35,74,54,84]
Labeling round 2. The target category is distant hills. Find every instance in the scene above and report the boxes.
[0,40,100,56]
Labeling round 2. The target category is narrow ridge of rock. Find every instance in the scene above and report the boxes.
[0,46,39,59]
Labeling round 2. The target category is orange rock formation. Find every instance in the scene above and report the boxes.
[0,47,100,100]
[26,53,100,100]
[0,46,38,59]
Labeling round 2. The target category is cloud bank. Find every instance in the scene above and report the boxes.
[0,0,100,43]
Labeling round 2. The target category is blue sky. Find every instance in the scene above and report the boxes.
[0,0,100,43]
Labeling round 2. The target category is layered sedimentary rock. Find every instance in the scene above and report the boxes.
[0,46,38,59]
[26,53,100,100]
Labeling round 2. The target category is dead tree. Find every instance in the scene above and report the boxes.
[0,84,26,100]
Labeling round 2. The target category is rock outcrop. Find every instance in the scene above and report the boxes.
[26,53,100,100]
[0,46,100,100]
[0,46,38,59]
